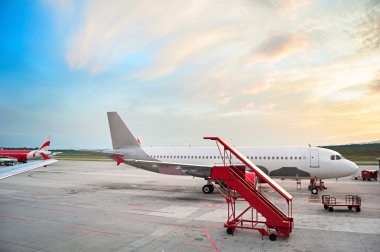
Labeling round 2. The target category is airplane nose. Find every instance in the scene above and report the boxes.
[350,161,359,175]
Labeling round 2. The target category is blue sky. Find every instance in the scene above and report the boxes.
[1,0,379,149]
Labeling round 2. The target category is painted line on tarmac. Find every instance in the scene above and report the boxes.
[68,226,121,236]
[203,227,220,252]
[0,214,27,221]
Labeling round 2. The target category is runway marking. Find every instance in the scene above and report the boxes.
[195,209,226,222]
[0,215,27,221]
[205,203,223,208]
[293,214,380,234]
[68,226,121,236]
[203,227,220,252]
[196,210,380,235]
[143,206,199,218]
[128,201,144,206]
[182,242,214,249]
[0,189,21,195]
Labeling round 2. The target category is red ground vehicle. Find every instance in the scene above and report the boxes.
[361,170,378,181]
[322,195,361,212]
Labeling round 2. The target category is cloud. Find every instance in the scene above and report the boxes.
[241,82,272,95]
[257,0,312,19]
[251,34,308,63]
[353,0,380,51]
[40,0,380,146]
[217,96,232,106]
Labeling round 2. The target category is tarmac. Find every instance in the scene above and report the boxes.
[0,161,379,252]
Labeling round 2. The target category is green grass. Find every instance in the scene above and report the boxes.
[323,144,380,163]
[55,152,110,161]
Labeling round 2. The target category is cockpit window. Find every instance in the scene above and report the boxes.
[331,155,342,160]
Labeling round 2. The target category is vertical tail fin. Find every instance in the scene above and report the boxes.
[107,112,140,149]
[38,136,51,151]
[107,112,152,160]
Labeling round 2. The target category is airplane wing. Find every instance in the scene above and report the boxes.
[0,159,57,179]
[121,158,213,177]
[82,149,213,178]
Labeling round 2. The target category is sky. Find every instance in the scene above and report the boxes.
[0,0,379,149]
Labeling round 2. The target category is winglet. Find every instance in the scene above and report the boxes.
[114,155,124,166]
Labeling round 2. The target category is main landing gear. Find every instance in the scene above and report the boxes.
[202,184,214,194]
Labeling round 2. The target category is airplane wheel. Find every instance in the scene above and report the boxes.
[328,207,333,212]
[324,205,328,209]
[348,206,353,210]
[356,207,361,212]
[311,188,318,195]
[269,233,277,241]
[202,185,214,194]
[226,228,235,235]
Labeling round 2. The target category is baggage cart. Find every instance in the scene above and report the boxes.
[322,195,361,212]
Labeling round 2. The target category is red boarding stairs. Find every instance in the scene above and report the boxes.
[204,137,293,241]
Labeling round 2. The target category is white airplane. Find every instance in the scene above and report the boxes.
[98,112,358,194]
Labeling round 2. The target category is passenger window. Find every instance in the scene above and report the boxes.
[285,157,288,160]
[331,155,335,160]
[290,157,293,160]
[295,157,297,160]
[255,157,257,159]
[263,157,266,159]
[259,157,261,159]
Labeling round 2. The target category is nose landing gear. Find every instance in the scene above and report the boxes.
[308,178,327,194]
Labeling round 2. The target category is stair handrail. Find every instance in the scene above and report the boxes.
[228,166,289,219]
[205,137,292,202]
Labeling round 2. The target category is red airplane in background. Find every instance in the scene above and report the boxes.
[0,137,58,179]
[0,137,53,162]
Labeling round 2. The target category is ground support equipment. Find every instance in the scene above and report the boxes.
[205,137,293,241]
[322,195,361,212]
[361,170,378,181]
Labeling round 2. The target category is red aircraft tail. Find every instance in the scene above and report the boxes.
[38,136,51,151]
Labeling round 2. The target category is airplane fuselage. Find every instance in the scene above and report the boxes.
[142,146,358,179]
[0,150,51,162]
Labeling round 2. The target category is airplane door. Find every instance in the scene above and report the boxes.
[309,149,319,168]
